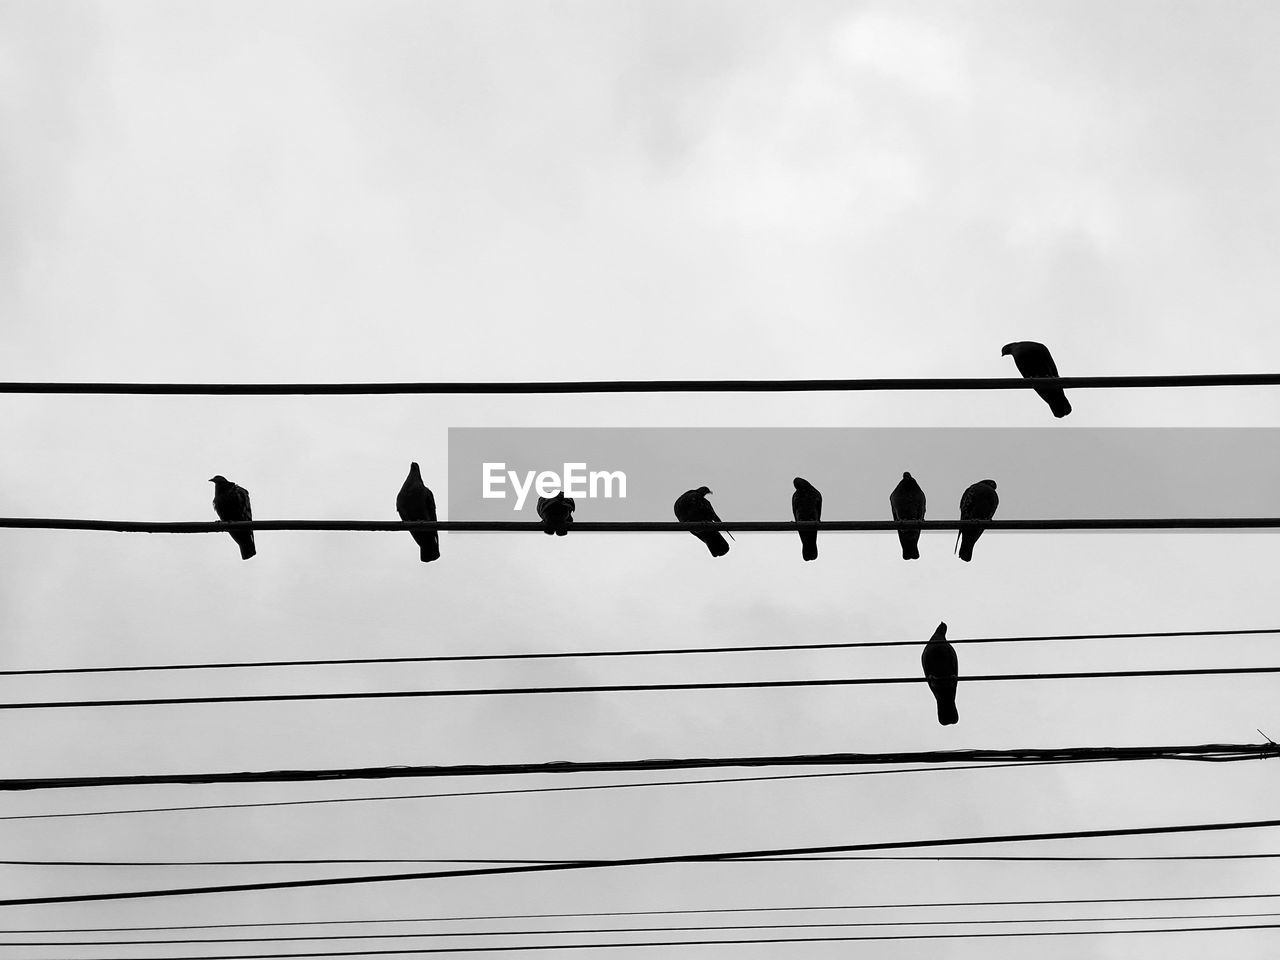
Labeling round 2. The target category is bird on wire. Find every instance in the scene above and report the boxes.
[674,486,731,557]
[1002,340,1072,418]
[209,475,256,560]
[921,621,959,725]
[790,477,822,561]
[889,471,926,560]
[956,479,999,562]
[536,492,575,536]
[395,462,440,562]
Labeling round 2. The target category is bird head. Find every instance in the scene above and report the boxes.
[408,462,421,475]
[792,477,810,491]
[902,471,913,480]
[931,622,948,640]
[696,486,712,496]
[1000,343,1017,356]
[981,479,997,489]
[209,476,227,485]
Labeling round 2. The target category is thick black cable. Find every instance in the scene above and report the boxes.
[0,744,1259,792]
[3,373,1279,394]
[4,815,1280,907]
[0,669,1277,714]
[2,627,1270,679]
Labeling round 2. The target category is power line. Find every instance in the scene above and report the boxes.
[6,516,1280,533]
[3,627,1270,678]
[3,373,1279,395]
[1,668,1278,713]
[5,814,1280,907]
[0,744,1261,792]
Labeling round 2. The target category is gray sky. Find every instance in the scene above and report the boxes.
[2,1,1280,957]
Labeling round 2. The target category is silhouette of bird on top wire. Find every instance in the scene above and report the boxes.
[956,479,999,562]
[209,475,256,560]
[674,487,730,557]
[921,621,959,725]
[396,462,440,563]
[537,492,575,536]
[1002,341,1072,418]
[889,472,926,560]
[791,478,822,561]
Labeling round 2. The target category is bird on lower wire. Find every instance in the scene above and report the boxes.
[790,477,822,561]
[920,621,959,725]
[396,462,441,562]
[537,491,576,536]
[956,479,999,562]
[1001,341,1072,418]
[209,475,256,560]
[674,486,730,557]
[889,471,926,560]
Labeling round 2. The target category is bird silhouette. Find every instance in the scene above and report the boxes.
[209,475,256,560]
[956,479,999,562]
[889,472,926,560]
[396,462,440,562]
[536,491,576,536]
[920,621,959,725]
[674,487,730,557]
[1002,341,1071,418]
[791,478,822,561]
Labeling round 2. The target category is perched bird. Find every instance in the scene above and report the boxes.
[956,479,999,562]
[674,486,730,557]
[1001,341,1071,418]
[920,621,959,725]
[536,491,576,536]
[791,477,822,561]
[889,472,926,560]
[209,475,256,560]
[395,462,440,563]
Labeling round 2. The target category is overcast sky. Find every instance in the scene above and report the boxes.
[3,2,1280,957]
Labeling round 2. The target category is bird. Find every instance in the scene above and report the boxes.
[395,462,441,562]
[537,491,575,536]
[209,475,256,560]
[1001,341,1071,418]
[889,472,926,560]
[790,478,822,561]
[920,621,959,725]
[674,487,730,557]
[956,479,999,562]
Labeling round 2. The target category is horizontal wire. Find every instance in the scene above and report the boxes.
[5,815,1280,907]
[13,911,1280,946]
[2,627,1271,679]
[15,889,1280,934]
[0,668,1278,713]
[2,373,1279,395]
[6,517,1280,533]
[0,744,1261,792]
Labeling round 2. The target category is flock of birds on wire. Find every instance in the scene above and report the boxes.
[207,342,1071,729]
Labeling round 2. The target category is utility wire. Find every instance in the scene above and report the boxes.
[3,373,1279,395]
[5,814,1280,907]
[0,744,1261,792]
[2,627,1270,679]
[6,517,1280,533]
[1,669,1278,714]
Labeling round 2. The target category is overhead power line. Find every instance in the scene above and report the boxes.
[2,373,1279,395]
[0,743,1263,792]
[5,814,1280,907]
[1,668,1278,714]
[5,517,1280,533]
[2,627,1270,679]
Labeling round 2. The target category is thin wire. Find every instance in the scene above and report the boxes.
[1,668,1278,713]
[5,814,1280,907]
[3,627,1271,679]
[13,911,1280,946]
[5,517,1280,533]
[0,744,1258,792]
[3,373,1279,394]
[13,889,1280,934]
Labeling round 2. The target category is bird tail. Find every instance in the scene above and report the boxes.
[957,529,978,562]
[700,532,730,557]
[898,530,920,561]
[232,531,256,561]
[412,532,441,562]
[1037,387,1072,418]
[799,530,818,562]
[937,700,959,725]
